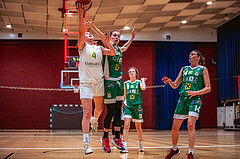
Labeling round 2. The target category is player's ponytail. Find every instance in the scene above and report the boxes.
[193,50,205,66]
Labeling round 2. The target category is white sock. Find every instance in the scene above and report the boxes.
[172,145,177,151]
[83,134,89,143]
[91,116,98,123]
[189,149,194,154]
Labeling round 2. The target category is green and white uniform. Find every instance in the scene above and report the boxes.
[103,43,124,104]
[174,65,205,119]
[124,80,143,123]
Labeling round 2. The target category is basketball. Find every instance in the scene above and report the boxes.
[75,0,92,11]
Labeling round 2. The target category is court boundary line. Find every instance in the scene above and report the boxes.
[1,144,240,150]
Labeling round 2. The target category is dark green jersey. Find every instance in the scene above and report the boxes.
[103,43,123,80]
[179,65,205,96]
[124,80,142,108]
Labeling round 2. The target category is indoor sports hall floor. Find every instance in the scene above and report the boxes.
[0,129,239,159]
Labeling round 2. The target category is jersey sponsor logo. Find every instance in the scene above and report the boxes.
[195,72,199,76]
[131,85,134,88]
[185,83,191,89]
[115,64,119,71]
[106,82,114,88]
[107,91,111,98]
[130,95,135,99]
[188,71,193,74]
[85,61,102,67]
[136,85,138,88]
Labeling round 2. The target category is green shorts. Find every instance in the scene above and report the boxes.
[124,105,143,123]
[174,95,202,119]
[104,79,124,104]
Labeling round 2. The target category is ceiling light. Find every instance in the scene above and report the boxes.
[62,29,68,32]
[123,26,130,30]
[206,1,213,5]
[6,24,12,28]
[181,20,187,24]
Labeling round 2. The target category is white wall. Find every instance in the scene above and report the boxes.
[0,27,217,42]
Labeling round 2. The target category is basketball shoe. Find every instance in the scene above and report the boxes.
[83,142,93,155]
[165,148,180,159]
[112,137,125,150]
[139,141,144,152]
[187,152,194,159]
[120,141,128,153]
[100,137,111,153]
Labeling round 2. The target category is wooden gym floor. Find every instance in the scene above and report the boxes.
[0,129,239,159]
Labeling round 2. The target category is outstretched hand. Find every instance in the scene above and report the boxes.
[104,30,111,43]
[141,78,147,82]
[162,76,171,84]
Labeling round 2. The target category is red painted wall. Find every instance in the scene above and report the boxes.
[0,40,80,129]
[197,43,217,128]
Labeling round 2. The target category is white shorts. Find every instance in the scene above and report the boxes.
[80,81,104,99]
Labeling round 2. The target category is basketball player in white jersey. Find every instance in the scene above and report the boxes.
[77,4,116,155]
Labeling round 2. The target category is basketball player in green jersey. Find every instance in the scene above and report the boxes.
[86,22,136,152]
[120,67,147,153]
[162,50,211,159]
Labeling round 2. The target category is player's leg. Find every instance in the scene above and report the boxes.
[80,83,94,155]
[91,96,104,133]
[165,96,187,159]
[187,115,197,159]
[101,103,115,153]
[121,106,132,153]
[91,81,105,133]
[101,80,117,153]
[81,98,93,154]
[135,122,143,152]
[132,105,144,152]
[112,101,125,150]
[112,79,125,150]
[187,96,202,158]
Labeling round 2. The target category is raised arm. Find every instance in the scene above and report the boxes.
[86,22,108,47]
[120,27,136,53]
[162,67,183,89]
[77,5,85,50]
[100,31,116,56]
[140,78,147,90]
[186,67,211,98]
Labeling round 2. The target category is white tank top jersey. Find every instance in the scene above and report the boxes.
[78,43,103,83]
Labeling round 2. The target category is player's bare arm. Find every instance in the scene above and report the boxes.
[162,67,183,89]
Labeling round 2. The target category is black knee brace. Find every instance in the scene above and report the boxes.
[104,103,115,129]
[113,101,122,127]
